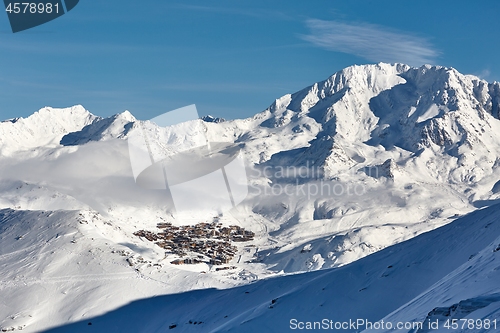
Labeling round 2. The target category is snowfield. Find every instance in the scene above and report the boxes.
[40,201,500,333]
[1,63,500,332]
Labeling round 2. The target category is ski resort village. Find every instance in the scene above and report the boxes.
[134,219,255,266]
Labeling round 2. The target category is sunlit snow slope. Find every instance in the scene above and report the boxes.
[41,203,500,333]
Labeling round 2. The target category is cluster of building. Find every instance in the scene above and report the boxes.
[133,221,255,265]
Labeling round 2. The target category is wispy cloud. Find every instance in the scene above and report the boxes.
[475,69,491,80]
[300,19,438,66]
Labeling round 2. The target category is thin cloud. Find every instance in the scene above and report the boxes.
[475,69,491,80]
[300,19,439,66]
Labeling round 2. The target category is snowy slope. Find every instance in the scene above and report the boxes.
[0,208,268,332]
[39,203,500,333]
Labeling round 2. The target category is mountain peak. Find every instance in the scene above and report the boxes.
[201,115,226,123]
[250,63,500,185]
[116,110,136,122]
[0,105,98,153]
[34,104,93,117]
[60,110,136,146]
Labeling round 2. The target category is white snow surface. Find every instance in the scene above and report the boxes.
[37,202,500,332]
[1,63,500,332]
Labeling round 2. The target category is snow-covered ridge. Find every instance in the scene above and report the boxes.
[2,63,499,158]
[0,106,137,154]
[60,111,135,146]
[201,115,226,123]
[0,105,96,151]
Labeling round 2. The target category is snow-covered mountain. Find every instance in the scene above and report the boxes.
[0,106,97,154]
[1,63,500,332]
[223,63,500,272]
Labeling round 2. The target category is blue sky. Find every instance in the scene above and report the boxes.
[1,0,499,121]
